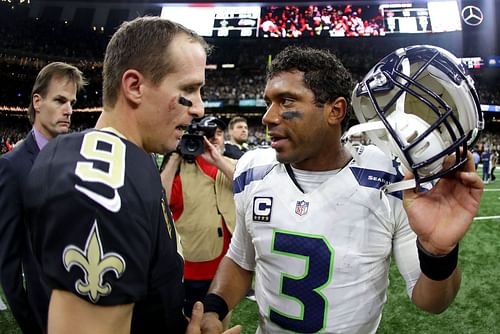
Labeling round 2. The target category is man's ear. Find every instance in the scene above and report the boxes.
[121,69,144,105]
[32,93,42,114]
[325,97,347,126]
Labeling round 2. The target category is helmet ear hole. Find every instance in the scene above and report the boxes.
[387,113,446,176]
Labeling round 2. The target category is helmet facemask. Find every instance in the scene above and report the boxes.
[345,45,483,192]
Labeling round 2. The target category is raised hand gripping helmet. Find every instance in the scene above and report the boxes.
[346,45,484,192]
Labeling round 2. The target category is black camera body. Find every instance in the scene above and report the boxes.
[178,118,218,161]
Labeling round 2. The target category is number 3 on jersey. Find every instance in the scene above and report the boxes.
[74,131,126,212]
[270,230,334,333]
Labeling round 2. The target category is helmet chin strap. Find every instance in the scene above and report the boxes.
[342,121,418,194]
[380,178,416,193]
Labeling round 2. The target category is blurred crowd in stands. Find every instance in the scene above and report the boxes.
[3,113,499,161]
[259,4,385,38]
[1,1,500,155]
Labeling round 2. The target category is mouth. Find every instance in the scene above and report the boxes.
[268,131,288,149]
[175,124,189,139]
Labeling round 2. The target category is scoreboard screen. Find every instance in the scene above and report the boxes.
[380,1,461,34]
[161,1,462,38]
[213,6,260,37]
[160,5,260,38]
[459,57,484,69]
[380,3,431,33]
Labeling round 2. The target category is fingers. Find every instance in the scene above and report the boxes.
[403,172,415,185]
[438,149,475,175]
[445,150,483,190]
[223,325,242,334]
[461,150,476,173]
[185,301,203,334]
[459,170,484,190]
[203,137,214,152]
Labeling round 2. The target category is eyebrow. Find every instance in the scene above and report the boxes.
[266,91,300,101]
[182,80,205,90]
[53,94,77,105]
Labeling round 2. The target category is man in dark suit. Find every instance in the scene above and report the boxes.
[0,62,86,333]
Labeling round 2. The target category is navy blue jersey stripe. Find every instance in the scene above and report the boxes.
[234,164,276,194]
[349,166,403,199]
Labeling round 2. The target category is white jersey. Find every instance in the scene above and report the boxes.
[227,145,421,334]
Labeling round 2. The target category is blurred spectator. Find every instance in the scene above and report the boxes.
[481,149,492,183]
[224,116,249,159]
[472,149,481,170]
[491,150,498,181]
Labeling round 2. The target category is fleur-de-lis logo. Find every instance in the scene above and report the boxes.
[63,221,126,303]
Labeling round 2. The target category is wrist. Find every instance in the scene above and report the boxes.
[416,238,459,281]
[203,293,229,320]
[417,239,454,256]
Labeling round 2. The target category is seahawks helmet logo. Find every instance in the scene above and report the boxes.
[63,221,126,303]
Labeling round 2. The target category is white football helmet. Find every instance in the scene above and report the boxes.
[345,45,483,192]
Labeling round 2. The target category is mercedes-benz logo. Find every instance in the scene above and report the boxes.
[461,5,483,26]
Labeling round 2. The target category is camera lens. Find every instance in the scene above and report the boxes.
[178,134,204,160]
[186,138,200,153]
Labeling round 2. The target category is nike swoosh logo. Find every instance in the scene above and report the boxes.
[75,184,121,213]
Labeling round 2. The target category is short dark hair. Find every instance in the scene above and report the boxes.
[267,46,354,129]
[103,16,211,108]
[28,62,86,124]
[228,116,247,130]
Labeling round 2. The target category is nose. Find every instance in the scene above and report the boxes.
[189,95,204,118]
[262,103,279,126]
[63,102,73,116]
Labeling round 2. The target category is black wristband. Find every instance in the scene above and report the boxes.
[203,293,229,320]
[416,239,459,281]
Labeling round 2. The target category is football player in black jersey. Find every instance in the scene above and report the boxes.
[24,17,240,334]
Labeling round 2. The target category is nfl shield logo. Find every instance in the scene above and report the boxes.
[295,200,309,216]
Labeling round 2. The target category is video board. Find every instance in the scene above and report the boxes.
[381,1,461,34]
[381,3,431,33]
[161,5,260,38]
[160,1,462,38]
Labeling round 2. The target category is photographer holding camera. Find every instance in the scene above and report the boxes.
[161,116,236,329]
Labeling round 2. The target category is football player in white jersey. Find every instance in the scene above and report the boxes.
[200,46,483,333]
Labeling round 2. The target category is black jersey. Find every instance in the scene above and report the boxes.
[24,129,187,333]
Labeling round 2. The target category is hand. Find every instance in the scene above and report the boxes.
[403,151,483,255]
[201,137,224,166]
[200,137,235,181]
[188,302,241,334]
